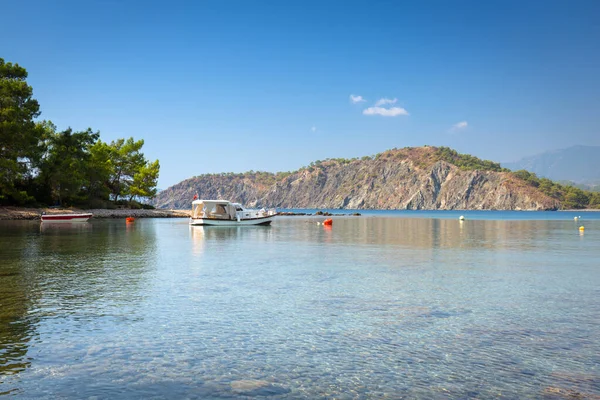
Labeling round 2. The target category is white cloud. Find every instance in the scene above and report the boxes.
[349,94,366,104]
[362,106,409,117]
[450,121,468,132]
[311,126,317,132]
[374,97,398,106]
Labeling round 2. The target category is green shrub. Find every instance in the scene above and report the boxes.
[434,147,508,172]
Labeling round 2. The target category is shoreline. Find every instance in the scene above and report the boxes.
[0,206,597,221]
[0,207,191,220]
[0,207,361,221]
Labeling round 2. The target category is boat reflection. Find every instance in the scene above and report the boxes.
[189,225,273,248]
[189,226,205,255]
[40,221,93,234]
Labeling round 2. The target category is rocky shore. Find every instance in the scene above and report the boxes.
[0,207,191,220]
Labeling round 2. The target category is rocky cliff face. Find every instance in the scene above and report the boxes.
[152,147,559,210]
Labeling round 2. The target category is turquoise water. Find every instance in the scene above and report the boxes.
[1,211,599,398]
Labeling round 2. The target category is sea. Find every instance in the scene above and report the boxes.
[1,210,599,399]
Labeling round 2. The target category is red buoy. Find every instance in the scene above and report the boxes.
[323,218,333,226]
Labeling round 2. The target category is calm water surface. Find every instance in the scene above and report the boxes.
[1,212,599,398]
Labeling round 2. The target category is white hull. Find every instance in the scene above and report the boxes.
[189,199,276,226]
[41,213,92,223]
[189,215,275,226]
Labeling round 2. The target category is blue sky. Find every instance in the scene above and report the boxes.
[3,0,599,188]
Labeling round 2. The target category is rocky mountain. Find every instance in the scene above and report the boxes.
[502,145,600,184]
[153,147,561,211]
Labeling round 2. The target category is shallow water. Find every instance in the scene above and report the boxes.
[1,212,599,398]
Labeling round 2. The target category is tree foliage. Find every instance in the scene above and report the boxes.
[512,169,599,209]
[128,159,160,201]
[434,147,508,172]
[87,140,114,202]
[0,57,160,207]
[38,127,99,205]
[0,58,43,203]
[106,137,146,201]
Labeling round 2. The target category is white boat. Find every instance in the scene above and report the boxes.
[41,213,93,223]
[189,199,276,226]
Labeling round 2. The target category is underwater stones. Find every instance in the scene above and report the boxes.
[541,386,593,399]
[230,379,290,396]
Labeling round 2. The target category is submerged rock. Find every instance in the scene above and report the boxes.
[231,380,270,392]
[230,380,290,396]
[541,386,595,399]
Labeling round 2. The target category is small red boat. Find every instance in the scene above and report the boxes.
[41,213,93,223]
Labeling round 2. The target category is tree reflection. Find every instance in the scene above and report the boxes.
[0,220,158,389]
[0,222,39,386]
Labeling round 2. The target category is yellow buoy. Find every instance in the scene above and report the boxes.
[579,226,585,231]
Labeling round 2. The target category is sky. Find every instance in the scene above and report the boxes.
[2,0,599,189]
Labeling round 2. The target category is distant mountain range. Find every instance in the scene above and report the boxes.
[502,145,600,185]
[153,146,574,211]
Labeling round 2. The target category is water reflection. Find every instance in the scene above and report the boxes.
[0,222,40,381]
[190,225,274,244]
[0,217,598,398]
[189,226,205,255]
[284,217,578,252]
[0,263,34,381]
[0,220,158,393]
[39,221,93,234]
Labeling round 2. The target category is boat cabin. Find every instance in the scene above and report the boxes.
[190,199,276,225]
[192,200,238,220]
